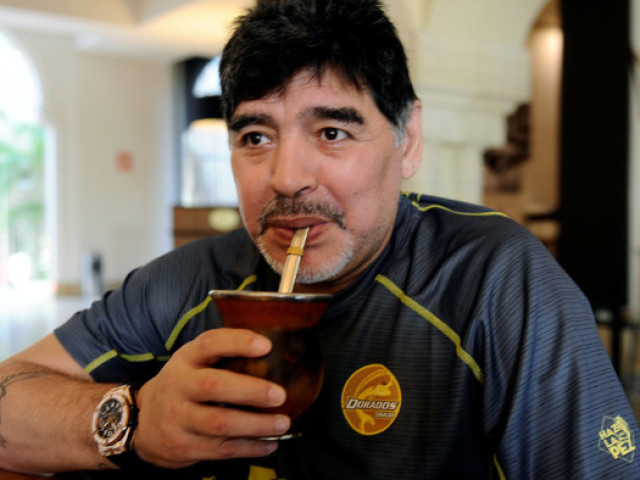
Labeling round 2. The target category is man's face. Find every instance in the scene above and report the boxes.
[229,68,421,292]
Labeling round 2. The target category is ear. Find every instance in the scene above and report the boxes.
[400,100,423,180]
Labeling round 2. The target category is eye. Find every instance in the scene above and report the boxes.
[241,131,270,146]
[320,127,348,141]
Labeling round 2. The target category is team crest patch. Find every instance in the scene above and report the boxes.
[598,415,636,463]
[341,364,401,435]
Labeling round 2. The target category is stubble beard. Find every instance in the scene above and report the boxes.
[258,235,354,284]
[256,196,353,284]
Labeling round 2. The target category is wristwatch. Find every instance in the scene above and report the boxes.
[92,384,139,464]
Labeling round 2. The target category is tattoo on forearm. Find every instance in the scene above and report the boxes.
[0,369,51,448]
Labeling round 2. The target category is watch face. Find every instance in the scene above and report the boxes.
[95,394,130,445]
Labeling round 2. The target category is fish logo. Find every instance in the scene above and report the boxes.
[341,364,401,435]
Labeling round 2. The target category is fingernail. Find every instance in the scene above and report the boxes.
[274,414,290,432]
[268,385,286,405]
[262,441,279,455]
[251,335,271,353]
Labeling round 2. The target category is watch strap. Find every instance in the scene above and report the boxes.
[106,449,147,469]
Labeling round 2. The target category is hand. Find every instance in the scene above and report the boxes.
[132,328,291,469]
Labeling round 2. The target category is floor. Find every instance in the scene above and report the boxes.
[1,286,639,424]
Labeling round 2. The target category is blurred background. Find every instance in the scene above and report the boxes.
[0,0,638,415]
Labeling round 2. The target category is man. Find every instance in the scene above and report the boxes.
[0,0,638,478]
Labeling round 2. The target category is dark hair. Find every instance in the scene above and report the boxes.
[219,0,417,133]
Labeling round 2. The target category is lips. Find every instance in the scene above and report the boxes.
[264,216,332,244]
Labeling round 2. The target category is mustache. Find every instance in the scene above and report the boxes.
[258,196,346,233]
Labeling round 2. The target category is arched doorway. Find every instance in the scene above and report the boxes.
[0,31,50,296]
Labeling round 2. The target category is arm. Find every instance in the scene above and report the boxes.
[0,329,290,474]
[479,234,640,478]
[0,334,108,473]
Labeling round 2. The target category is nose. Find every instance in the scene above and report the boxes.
[269,136,317,197]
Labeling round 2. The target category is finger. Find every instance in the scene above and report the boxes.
[135,430,281,468]
[184,435,281,463]
[187,367,286,408]
[185,403,291,439]
[181,328,272,366]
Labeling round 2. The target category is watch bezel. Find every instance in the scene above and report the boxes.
[92,385,137,457]
[93,391,131,446]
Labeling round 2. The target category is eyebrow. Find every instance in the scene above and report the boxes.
[228,114,273,132]
[312,106,364,125]
[228,106,364,132]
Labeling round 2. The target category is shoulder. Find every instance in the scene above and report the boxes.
[122,228,260,297]
[391,193,575,326]
[402,192,515,231]
[149,229,255,272]
[398,192,543,262]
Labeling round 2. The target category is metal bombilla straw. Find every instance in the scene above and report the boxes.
[278,227,310,293]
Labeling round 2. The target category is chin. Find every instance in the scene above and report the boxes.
[295,256,352,284]
[258,241,353,285]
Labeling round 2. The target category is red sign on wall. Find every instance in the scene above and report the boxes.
[116,150,133,172]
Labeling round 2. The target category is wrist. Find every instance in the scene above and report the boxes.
[92,384,142,468]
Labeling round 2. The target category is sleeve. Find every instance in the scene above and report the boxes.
[54,242,216,383]
[478,230,640,479]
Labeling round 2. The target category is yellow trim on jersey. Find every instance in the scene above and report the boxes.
[375,274,484,384]
[84,350,118,374]
[494,455,506,480]
[165,296,212,351]
[119,352,157,362]
[84,274,259,374]
[84,349,167,375]
[248,465,279,480]
[165,274,257,351]
[402,192,509,219]
[237,274,258,291]
[413,203,509,218]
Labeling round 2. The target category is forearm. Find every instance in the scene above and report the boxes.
[0,359,113,474]
[0,329,291,472]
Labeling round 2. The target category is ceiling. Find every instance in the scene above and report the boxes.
[0,0,254,62]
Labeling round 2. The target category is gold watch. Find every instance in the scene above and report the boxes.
[92,384,138,459]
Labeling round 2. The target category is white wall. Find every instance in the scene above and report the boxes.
[394,0,547,204]
[8,29,175,290]
[75,54,174,285]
